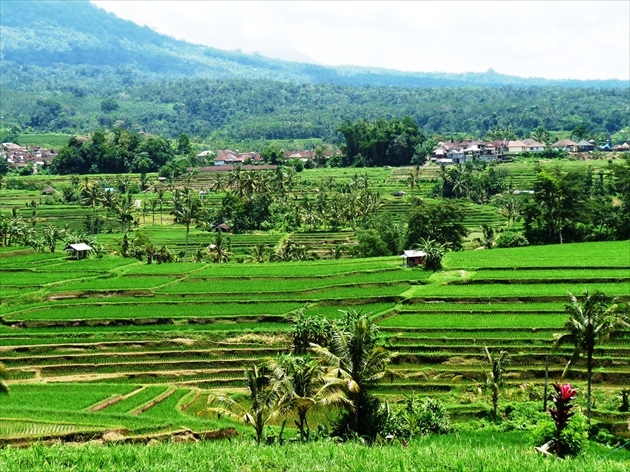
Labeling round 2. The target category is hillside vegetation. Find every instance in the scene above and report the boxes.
[2,0,627,90]
[1,1,628,142]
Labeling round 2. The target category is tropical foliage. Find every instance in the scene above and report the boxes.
[310,310,396,439]
[553,290,630,423]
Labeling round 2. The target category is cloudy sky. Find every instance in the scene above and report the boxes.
[92,1,629,81]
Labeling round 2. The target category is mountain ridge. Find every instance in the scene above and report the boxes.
[1,0,627,90]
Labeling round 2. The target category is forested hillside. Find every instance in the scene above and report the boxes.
[2,79,628,142]
[2,0,626,91]
[1,0,629,143]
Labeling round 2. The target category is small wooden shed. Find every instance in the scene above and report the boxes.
[212,223,231,233]
[401,249,427,267]
[41,186,56,195]
[64,243,93,260]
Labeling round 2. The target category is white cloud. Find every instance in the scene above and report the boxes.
[91,1,630,80]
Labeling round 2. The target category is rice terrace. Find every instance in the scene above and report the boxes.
[1,160,629,471]
[2,0,630,470]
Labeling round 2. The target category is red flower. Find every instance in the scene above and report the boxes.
[558,383,578,400]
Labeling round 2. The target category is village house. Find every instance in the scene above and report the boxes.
[1,143,57,171]
[575,140,595,152]
[212,150,262,166]
[507,140,527,154]
[192,165,278,173]
[551,139,578,152]
[432,140,503,165]
[283,149,341,163]
[196,150,214,159]
[522,139,546,152]
[284,150,315,162]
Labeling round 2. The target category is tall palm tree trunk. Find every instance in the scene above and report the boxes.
[587,347,593,424]
[297,409,308,441]
[184,224,190,263]
[255,414,264,445]
[353,392,359,432]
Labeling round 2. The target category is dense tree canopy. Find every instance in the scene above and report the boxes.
[50,129,177,175]
[405,202,468,251]
[337,116,426,167]
[521,163,628,244]
[3,78,628,144]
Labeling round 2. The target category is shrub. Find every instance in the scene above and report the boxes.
[415,397,452,436]
[352,229,390,258]
[559,411,589,456]
[533,383,588,457]
[495,231,529,248]
[591,424,623,447]
[380,405,409,439]
[386,394,452,439]
[532,414,589,458]
[501,402,546,431]
[289,309,332,355]
[5,179,42,191]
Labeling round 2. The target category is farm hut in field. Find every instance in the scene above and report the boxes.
[41,186,56,195]
[212,223,231,232]
[401,249,427,267]
[64,243,93,260]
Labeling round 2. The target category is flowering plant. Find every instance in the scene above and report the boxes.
[548,383,579,456]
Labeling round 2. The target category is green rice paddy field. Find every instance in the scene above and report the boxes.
[0,239,629,453]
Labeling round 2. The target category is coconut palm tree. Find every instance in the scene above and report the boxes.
[154,187,166,225]
[241,171,258,199]
[474,224,496,250]
[268,355,352,441]
[205,364,277,445]
[207,231,232,264]
[553,290,630,423]
[497,195,521,229]
[407,165,422,195]
[78,176,93,198]
[171,198,203,263]
[116,193,135,233]
[150,199,158,225]
[100,189,118,229]
[81,183,103,210]
[209,174,225,194]
[484,347,510,420]
[310,310,395,436]
[0,216,10,247]
[355,190,383,227]
[41,225,63,253]
[532,126,551,146]
[227,167,244,197]
[247,243,270,263]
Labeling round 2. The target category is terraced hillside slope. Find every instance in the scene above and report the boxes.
[0,240,628,442]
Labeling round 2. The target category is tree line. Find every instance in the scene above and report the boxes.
[3,78,628,144]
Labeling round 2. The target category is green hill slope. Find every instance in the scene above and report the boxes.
[1,0,627,91]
